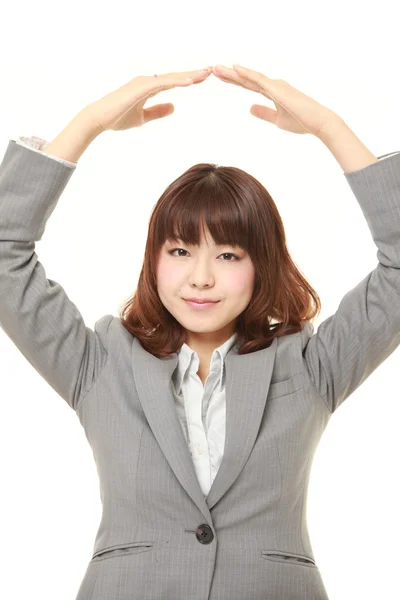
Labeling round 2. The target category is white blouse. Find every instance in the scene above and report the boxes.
[170,332,238,498]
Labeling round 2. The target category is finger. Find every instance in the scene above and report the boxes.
[162,68,212,89]
[212,66,261,93]
[210,67,244,88]
[136,69,211,104]
[172,67,213,82]
[250,104,278,124]
[143,103,175,124]
[171,67,213,78]
[232,64,281,101]
[184,69,214,84]
[212,73,247,90]
[232,64,268,84]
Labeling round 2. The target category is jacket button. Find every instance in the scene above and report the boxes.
[195,524,214,544]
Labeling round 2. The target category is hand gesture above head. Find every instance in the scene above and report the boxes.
[211,64,340,137]
[85,67,213,133]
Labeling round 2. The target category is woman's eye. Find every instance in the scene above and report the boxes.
[168,248,239,261]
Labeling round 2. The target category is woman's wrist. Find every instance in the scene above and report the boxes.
[41,108,103,164]
[317,118,379,173]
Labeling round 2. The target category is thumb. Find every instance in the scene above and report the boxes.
[250,104,277,125]
[143,103,175,123]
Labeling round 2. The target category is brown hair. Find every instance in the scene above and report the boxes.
[119,163,321,358]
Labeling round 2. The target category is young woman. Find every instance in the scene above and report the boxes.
[1,64,399,600]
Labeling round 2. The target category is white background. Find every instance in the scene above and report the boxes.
[1,1,399,598]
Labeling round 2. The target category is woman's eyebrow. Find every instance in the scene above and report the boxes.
[166,238,243,249]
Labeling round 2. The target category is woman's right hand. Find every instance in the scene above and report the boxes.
[84,67,213,133]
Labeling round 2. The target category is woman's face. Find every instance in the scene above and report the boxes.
[156,227,255,348]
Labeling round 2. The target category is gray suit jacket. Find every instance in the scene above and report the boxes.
[1,139,400,600]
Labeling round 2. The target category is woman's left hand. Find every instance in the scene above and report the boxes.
[211,64,341,137]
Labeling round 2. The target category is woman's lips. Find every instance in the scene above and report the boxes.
[184,299,220,310]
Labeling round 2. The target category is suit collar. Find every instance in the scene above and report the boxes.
[131,333,278,522]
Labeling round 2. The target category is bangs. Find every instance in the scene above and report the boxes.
[158,176,252,251]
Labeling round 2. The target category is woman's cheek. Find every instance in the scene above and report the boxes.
[228,267,255,292]
[157,259,179,285]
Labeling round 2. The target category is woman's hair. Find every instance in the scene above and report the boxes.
[119,163,321,358]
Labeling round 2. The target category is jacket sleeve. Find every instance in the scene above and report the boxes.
[302,151,400,414]
[0,139,113,412]
[15,135,78,168]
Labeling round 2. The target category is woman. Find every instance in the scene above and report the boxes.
[1,64,399,599]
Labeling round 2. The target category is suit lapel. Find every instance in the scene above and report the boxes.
[132,335,278,520]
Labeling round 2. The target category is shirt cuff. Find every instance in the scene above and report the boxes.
[15,136,77,168]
